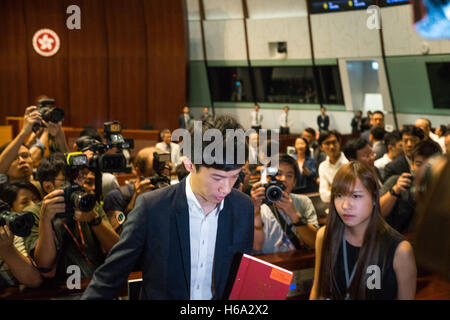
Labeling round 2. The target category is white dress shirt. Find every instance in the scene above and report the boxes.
[250,110,263,127]
[185,174,224,300]
[374,153,392,178]
[156,142,182,166]
[318,152,348,203]
[279,112,293,128]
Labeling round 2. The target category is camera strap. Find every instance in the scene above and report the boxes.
[62,221,93,267]
[268,204,302,250]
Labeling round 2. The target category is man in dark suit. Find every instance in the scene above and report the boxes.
[82,115,254,300]
[317,107,329,132]
[383,125,424,182]
[178,105,193,129]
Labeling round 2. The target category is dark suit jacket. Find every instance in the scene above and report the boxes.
[178,113,193,129]
[81,178,254,300]
[382,155,410,183]
[317,115,329,131]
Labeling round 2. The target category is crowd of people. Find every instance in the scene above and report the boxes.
[0,100,448,300]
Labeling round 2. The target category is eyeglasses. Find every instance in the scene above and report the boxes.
[322,140,338,147]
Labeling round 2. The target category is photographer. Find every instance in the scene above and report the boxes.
[251,154,319,253]
[23,154,119,281]
[380,140,442,233]
[0,183,42,288]
[102,147,167,231]
[73,129,120,199]
[0,106,41,186]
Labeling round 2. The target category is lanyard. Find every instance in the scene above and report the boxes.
[62,221,93,266]
[342,232,357,300]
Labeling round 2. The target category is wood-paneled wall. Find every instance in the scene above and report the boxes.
[0,0,187,131]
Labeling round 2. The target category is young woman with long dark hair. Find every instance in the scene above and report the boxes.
[310,161,416,300]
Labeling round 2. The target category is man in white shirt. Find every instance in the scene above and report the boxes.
[279,106,292,135]
[317,130,348,203]
[156,129,182,168]
[250,105,263,131]
[414,118,444,151]
[374,131,403,178]
[82,115,254,300]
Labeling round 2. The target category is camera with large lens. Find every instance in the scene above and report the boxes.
[0,200,34,237]
[58,153,96,218]
[32,98,65,132]
[141,150,171,189]
[262,168,286,204]
[60,183,96,218]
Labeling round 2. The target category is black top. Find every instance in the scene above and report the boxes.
[334,229,404,300]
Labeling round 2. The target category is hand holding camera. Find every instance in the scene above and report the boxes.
[393,172,413,195]
[0,225,14,255]
[22,106,42,135]
[40,189,66,223]
[135,177,156,197]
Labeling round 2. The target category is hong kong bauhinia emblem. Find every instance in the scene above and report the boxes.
[32,28,60,57]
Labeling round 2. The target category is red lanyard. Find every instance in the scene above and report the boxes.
[62,221,93,266]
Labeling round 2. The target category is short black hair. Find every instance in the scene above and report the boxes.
[370,126,386,141]
[372,110,385,118]
[188,115,248,171]
[343,138,369,161]
[400,124,425,140]
[279,154,301,187]
[304,127,316,137]
[384,130,401,147]
[318,130,342,146]
[412,140,442,161]
[36,155,67,190]
[0,182,42,209]
[79,126,102,142]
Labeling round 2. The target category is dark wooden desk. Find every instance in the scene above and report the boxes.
[0,250,314,300]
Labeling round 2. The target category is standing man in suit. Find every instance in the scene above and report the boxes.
[82,115,254,300]
[178,106,193,129]
[317,107,329,132]
[156,129,182,167]
[250,105,263,131]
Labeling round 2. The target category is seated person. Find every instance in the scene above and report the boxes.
[369,126,387,160]
[375,131,403,179]
[343,138,381,184]
[380,140,442,234]
[291,137,318,193]
[23,155,119,281]
[251,154,319,254]
[383,125,424,182]
[156,129,182,169]
[0,182,43,288]
[302,127,326,166]
[102,147,160,231]
[317,130,348,203]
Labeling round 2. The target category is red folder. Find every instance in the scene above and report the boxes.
[228,254,294,300]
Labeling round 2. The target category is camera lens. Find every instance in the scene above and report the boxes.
[266,185,283,202]
[0,211,34,237]
[71,191,96,212]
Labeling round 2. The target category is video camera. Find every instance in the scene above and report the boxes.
[262,167,285,204]
[58,153,96,218]
[140,150,171,189]
[32,98,65,132]
[0,200,35,237]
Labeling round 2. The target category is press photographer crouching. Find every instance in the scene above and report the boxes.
[251,154,319,254]
[0,182,42,288]
[102,147,171,233]
[22,153,119,282]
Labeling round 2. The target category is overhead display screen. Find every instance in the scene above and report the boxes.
[379,0,411,7]
[310,0,376,13]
